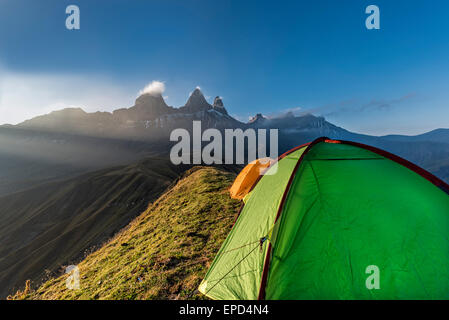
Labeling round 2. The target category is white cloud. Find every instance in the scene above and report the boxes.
[0,71,135,125]
[139,80,165,96]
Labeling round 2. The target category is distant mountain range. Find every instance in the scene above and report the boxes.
[1,86,449,192]
[1,86,448,298]
[1,87,449,193]
[14,88,241,139]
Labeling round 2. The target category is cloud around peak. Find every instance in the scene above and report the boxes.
[139,81,165,96]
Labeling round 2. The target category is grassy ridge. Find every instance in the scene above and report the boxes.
[19,167,240,300]
[0,157,183,298]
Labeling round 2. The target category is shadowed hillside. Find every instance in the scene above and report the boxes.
[0,157,185,298]
[13,167,240,300]
[0,126,170,197]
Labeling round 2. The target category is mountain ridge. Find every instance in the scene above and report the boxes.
[16,87,241,136]
[11,167,240,300]
[0,157,186,298]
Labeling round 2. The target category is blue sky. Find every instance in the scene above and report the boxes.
[0,0,448,135]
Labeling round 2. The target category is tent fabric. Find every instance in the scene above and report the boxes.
[199,138,449,300]
[199,148,307,299]
[229,158,275,200]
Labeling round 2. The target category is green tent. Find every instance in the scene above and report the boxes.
[199,137,449,300]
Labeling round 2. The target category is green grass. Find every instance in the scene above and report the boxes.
[0,157,183,298]
[17,167,240,300]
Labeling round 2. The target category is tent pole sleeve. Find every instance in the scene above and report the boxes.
[337,139,449,195]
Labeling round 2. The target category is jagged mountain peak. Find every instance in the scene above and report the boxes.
[110,92,173,122]
[248,113,266,124]
[191,86,203,96]
[135,91,168,108]
[188,87,206,102]
[213,96,223,107]
[183,87,212,113]
[212,96,228,115]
